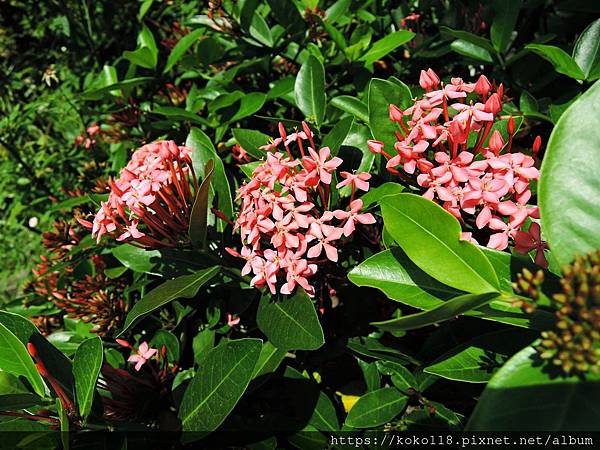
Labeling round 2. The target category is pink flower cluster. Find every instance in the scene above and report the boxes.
[368,69,547,266]
[75,123,102,149]
[79,140,197,248]
[229,124,375,297]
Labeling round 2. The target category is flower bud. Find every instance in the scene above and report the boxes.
[533,135,542,155]
[278,122,287,141]
[489,130,505,154]
[507,116,515,135]
[497,83,504,100]
[419,70,432,90]
[474,74,492,97]
[426,68,440,88]
[27,342,38,358]
[389,104,403,122]
[485,93,501,114]
[367,140,384,154]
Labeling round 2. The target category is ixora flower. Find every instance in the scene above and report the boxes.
[78,140,198,248]
[228,122,375,297]
[369,68,546,266]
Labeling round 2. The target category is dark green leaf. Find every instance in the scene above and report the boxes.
[189,159,215,248]
[345,388,407,428]
[179,339,262,436]
[368,78,411,154]
[424,329,536,383]
[150,330,180,363]
[295,55,326,126]
[256,291,324,351]
[73,337,102,420]
[539,80,600,265]
[330,96,369,123]
[466,346,600,430]
[120,266,219,334]
[450,39,493,63]
[322,117,353,156]
[573,18,600,80]
[490,0,522,53]
[164,29,203,73]
[359,31,415,66]
[0,323,45,396]
[251,341,286,379]
[112,244,160,274]
[526,44,585,80]
[357,360,381,392]
[372,293,499,331]
[0,393,44,410]
[376,361,417,391]
[232,128,270,159]
[381,194,500,294]
[309,392,339,431]
[440,27,496,53]
[123,25,158,69]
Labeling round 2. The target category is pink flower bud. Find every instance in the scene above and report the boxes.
[474,74,492,97]
[389,104,403,122]
[426,69,440,88]
[532,135,542,155]
[497,83,504,100]
[489,130,504,154]
[278,122,287,141]
[449,119,468,144]
[507,116,515,135]
[485,93,501,114]
[367,140,384,154]
[419,70,433,90]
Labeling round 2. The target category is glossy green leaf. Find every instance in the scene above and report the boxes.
[360,183,404,208]
[251,341,286,379]
[357,360,381,392]
[0,311,40,344]
[164,29,203,73]
[381,194,500,294]
[232,128,269,159]
[186,128,234,233]
[0,393,44,410]
[440,27,495,53]
[424,329,536,383]
[539,81,600,265]
[151,330,180,363]
[249,12,273,47]
[150,106,210,126]
[310,391,339,431]
[112,244,160,275]
[179,339,262,435]
[120,266,219,334]
[526,44,585,80]
[345,388,407,428]
[322,116,353,156]
[325,0,351,24]
[0,323,45,397]
[372,292,499,331]
[466,346,600,430]
[266,0,304,34]
[189,159,215,248]
[490,0,522,53]
[80,77,153,100]
[330,95,369,123]
[73,336,102,420]
[359,30,415,66]
[229,92,266,123]
[376,361,417,391]
[368,78,411,154]
[256,290,324,351]
[573,18,600,80]
[123,24,158,69]
[450,39,493,63]
[295,55,326,126]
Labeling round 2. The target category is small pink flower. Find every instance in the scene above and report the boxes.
[302,147,342,186]
[307,224,344,262]
[128,342,158,371]
[336,171,371,192]
[227,314,241,327]
[333,199,376,237]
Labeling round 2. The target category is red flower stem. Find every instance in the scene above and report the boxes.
[442,95,449,123]
[0,411,59,425]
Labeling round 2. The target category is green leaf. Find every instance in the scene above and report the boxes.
[124,24,158,69]
[345,388,407,428]
[256,290,325,351]
[186,128,234,232]
[526,44,585,80]
[440,27,496,53]
[573,18,600,80]
[249,12,273,47]
[376,361,417,391]
[330,96,369,123]
[80,77,153,101]
[325,0,351,24]
[0,393,44,410]
[189,159,215,249]
[357,360,381,392]
[490,0,522,53]
[73,337,102,420]
[251,341,286,379]
[179,339,262,436]
[368,78,412,154]
[322,117,353,156]
[295,55,326,126]
[349,248,461,310]
[151,330,180,363]
[111,244,161,275]
[424,329,536,383]
[381,194,500,294]
[164,29,203,73]
[0,323,45,397]
[372,292,499,331]
[229,92,266,123]
[466,346,600,430]
[266,0,304,34]
[0,311,40,344]
[120,266,219,334]
[310,391,339,431]
[360,183,404,208]
[450,39,493,63]
[539,81,600,265]
[232,128,270,159]
[151,106,210,126]
[359,30,415,66]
